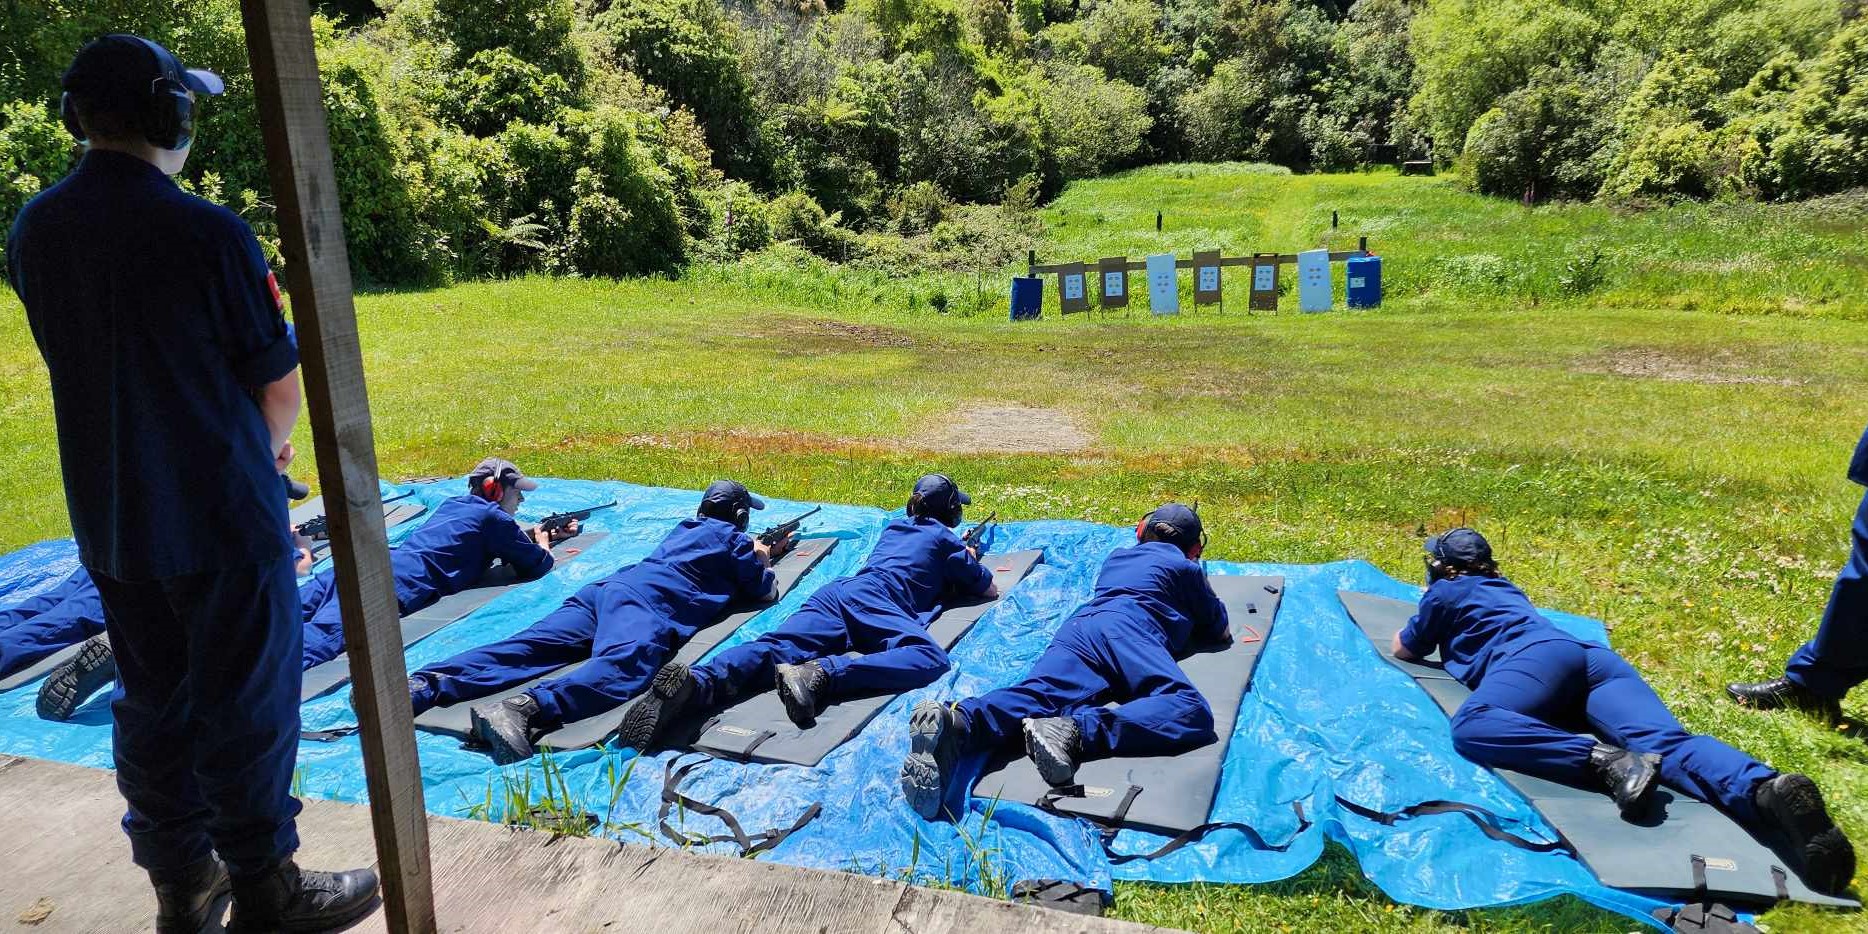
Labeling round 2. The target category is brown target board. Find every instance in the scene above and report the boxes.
[1249,252,1280,311]
[1057,262,1089,314]
[1193,250,1222,306]
[1099,256,1130,309]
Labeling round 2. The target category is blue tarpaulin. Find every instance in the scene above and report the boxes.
[0,478,1674,927]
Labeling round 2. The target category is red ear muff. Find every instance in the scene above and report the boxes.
[1187,540,1204,560]
[481,477,502,501]
[1135,520,1147,543]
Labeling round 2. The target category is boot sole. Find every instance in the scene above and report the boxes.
[620,663,691,750]
[1024,724,1078,788]
[775,668,818,730]
[231,889,381,934]
[36,636,115,722]
[1763,774,1857,893]
[902,704,952,820]
[469,706,535,766]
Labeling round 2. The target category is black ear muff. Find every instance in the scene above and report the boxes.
[127,36,194,151]
[60,93,85,141]
[734,505,749,532]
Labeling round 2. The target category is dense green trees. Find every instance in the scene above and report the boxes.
[1413,0,1868,204]
[2,0,1865,287]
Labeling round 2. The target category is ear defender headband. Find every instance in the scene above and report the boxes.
[60,36,196,151]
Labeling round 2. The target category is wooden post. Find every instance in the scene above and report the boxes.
[236,3,436,932]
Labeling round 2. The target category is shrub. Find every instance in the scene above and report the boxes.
[1462,67,1618,204]
[1038,64,1153,179]
[1761,22,1868,199]
[0,100,73,254]
[446,48,572,137]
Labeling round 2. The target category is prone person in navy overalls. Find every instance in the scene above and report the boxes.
[5,35,375,930]
[1399,528,1855,894]
[0,568,104,684]
[407,480,791,763]
[623,474,996,748]
[37,457,568,722]
[900,504,1230,820]
[1729,423,1868,722]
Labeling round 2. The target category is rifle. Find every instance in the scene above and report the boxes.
[961,511,997,552]
[538,501,616,536]
[758,507,821,547]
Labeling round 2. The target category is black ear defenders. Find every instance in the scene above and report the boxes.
[60,36,197,151]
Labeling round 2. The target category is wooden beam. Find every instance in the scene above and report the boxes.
[1030,248,1370,276]
[235,2,436,931]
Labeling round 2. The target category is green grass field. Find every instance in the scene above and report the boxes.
[3,166,1866,930]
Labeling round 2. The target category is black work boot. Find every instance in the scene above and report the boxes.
[470,693,540,765]
[1755,773,1856,894]
[1589,744,1661,817]
[901,701,968,820]
[228,860,379,933]
[1726,677,1842,723]
[620,661,698,750]
[37,634,116,722]
[149,855,230,934]
[775,660,830,729]
[1024,717,1083,787]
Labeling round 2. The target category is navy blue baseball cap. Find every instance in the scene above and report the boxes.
[64,34,224,107]
[1425,527,1492,566]
[469,457,537,492]
[702,479,765,511]
[1144,503,1203,549]
[912,474,971,512]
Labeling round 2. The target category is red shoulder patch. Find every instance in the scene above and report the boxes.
[266,270,284,311]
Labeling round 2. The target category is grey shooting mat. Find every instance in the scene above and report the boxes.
[684,549,1044,767]
[972,575,1285,836]
[298,533,609,701]
[413,537,841,747]
[1338,589,1858,909]
[0,637,97,692]
[289,492,414,527]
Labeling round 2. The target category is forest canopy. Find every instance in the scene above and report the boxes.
[2,0,1864,286]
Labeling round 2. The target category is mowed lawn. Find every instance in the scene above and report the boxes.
[2,167,1867,931]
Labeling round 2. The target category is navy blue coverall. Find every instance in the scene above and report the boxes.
[9,151,304,874]
[690,516,993,706]
[413,517,774,728]
[956,542,1230,759]
[1783,424,1868,700]
[297,495,553,668]
[1404,575,1776,824]
[0,569,105,678]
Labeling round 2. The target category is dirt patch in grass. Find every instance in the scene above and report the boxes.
[1579,349,1802,386]
[914,405,1094,453]
[756,316,921,351]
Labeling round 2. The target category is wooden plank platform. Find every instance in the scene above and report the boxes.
[0,755,1165,933]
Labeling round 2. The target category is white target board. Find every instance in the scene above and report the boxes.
[1297,248,1332,312]
[1146,252,1179,315]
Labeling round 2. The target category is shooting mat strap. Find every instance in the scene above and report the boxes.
[297,532,609,701]
[681,550,1044,767]
[411,537,840,746]
[1337,589,1858,909]
[973,575,1285,837]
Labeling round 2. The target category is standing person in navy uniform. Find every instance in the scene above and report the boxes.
[623,474,996,748]
[1399,528,1855,894]
[1729,423,1868,722]
[411,480,791,763]
[6,35,376,932]
[900,504,1229,820]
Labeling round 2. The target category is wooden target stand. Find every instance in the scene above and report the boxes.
[1030,237,1370,318]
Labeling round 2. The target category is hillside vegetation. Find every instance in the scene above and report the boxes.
[5,1,1868,291]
